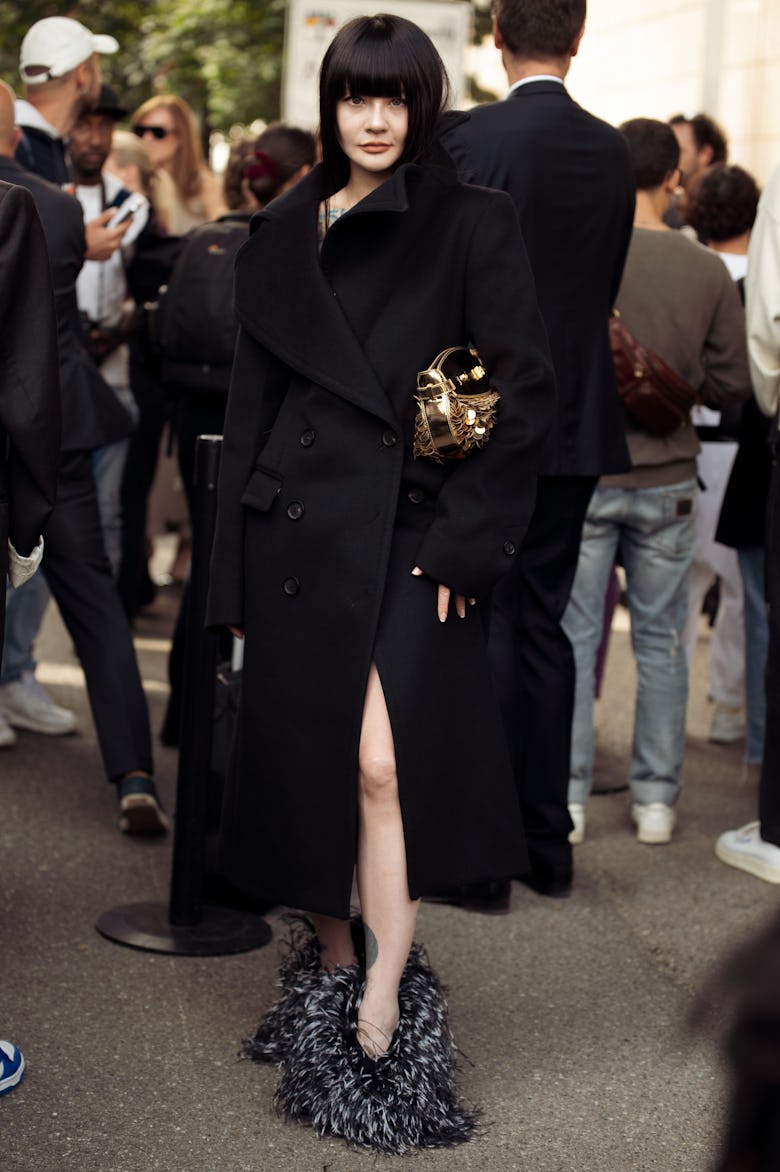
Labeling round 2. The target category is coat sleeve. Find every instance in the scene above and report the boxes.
[699,262,752,409]
[0,184,61,557]
[746,163,780,418]
[206,323,290,628]
[413,191,556,597]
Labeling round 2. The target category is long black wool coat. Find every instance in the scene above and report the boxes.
[206,161,556,918]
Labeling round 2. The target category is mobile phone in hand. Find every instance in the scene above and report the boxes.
[107,192,147,229]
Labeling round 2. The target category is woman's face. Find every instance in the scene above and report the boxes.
[132,108,180,172]
[336,93,408,184]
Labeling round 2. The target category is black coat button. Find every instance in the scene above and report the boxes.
[282,577,300,596]
[300,429,316,447]
[287,501,304,520]
[407,488,425,504]
[503,541,517,556]
[381,430,397,447]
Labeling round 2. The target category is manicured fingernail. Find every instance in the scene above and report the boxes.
[439,614,446,623]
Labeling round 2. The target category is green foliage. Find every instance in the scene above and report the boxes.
[0,1,488,134]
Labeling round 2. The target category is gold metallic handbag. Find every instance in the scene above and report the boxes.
[413,346,500,463]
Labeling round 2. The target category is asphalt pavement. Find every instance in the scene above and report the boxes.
[2,585,778,1172]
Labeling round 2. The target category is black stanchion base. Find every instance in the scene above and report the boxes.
[96,901,272,956]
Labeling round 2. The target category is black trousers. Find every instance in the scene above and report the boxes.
[489,474,598,873]
[42,451,153,781]
[760,456,780,845]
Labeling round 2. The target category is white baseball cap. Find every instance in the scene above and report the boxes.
[20,17,119,85]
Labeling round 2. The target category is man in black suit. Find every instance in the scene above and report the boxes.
[0,80,167,834]
[444,0,635,900]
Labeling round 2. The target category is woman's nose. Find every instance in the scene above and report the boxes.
[366,100,388,129]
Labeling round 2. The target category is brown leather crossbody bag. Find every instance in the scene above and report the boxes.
[609,310,700,436]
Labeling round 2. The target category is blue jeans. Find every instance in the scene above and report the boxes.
[738,546,768,763]
[563,480,698,806]
[1,570,51,684]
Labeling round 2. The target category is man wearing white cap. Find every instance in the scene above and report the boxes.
[15,16,118,186]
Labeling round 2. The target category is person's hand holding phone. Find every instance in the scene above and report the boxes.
[85,208,131,261]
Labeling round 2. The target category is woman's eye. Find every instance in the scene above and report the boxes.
[390,97,406,107]
[346,94,363,106]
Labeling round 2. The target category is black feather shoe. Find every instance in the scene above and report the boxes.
[244,913,365,1065]
[274,943,478,1153]
[243,914,324,1065]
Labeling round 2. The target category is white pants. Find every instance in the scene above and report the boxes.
[683,441,745,707]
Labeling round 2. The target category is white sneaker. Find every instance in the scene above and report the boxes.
[568,803,586,845]
[709,703,746,744]
[715,822,780,884]
[0,672,76,735]
[631,802,676,844]
[0,710,16,748]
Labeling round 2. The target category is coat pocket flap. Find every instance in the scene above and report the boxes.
[240,467,282,512]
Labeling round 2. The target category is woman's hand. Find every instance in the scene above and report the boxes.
[411,566,475,622]
[228,625,244,640]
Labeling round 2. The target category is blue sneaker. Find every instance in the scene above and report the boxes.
[0,1041,25,1096]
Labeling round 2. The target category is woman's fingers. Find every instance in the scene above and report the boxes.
[228,625,244,640]
[411,566,471,621]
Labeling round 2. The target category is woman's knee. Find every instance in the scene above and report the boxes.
[358,749,398,804]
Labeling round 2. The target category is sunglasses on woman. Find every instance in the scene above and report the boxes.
[132,124,175,140]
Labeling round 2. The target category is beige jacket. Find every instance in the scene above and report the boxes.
[746,162,780,420]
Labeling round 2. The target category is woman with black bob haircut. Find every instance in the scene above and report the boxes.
[318,14,449,193]
[207,13,555,1153]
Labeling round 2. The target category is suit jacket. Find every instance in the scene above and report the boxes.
[0,156,133,452]
[444,81,636,476]
[0,181,61,652]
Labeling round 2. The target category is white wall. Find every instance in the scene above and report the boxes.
[467,0,780,184]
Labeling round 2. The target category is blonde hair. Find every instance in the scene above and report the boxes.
[130,94,205,206]
[109,128,176,233]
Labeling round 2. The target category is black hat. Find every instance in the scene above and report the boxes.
[91,83,128,121]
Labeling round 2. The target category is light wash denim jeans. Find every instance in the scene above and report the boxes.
[738,546,768,763]
[563,479,698,807]
[1,570,51,684]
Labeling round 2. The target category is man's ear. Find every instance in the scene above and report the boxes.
[699,143,714,168]
[493,17,505,51]
[73,60,89,95]
[665,167,682,192]
[570,24,585,58]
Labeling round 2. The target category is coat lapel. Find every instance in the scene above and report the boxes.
[234,165,406,426]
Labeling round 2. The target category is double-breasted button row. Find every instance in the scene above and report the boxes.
[287,501,304,520]
[503,541,517,556]
[407,487,425,505]
[282,577,300,596]
[381,430,397,447]
[300,429,316,447]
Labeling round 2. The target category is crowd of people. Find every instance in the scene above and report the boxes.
[1,2,779,1164]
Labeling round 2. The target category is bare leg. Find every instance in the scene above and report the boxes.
[309,913,356,972]
[356,662,420,1058]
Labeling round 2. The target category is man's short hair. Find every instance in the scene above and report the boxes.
[619,118,680,191]
[686,164,760,243]
[492,0,586,59]
[668,113,728,165]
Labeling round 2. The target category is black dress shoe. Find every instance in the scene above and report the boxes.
[517,866,572,898]
[459,879,511,915]
[423,879,512,914]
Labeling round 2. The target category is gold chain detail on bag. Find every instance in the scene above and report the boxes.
[413,347,500,463]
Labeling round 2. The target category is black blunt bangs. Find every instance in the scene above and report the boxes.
[319,14,450,196]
